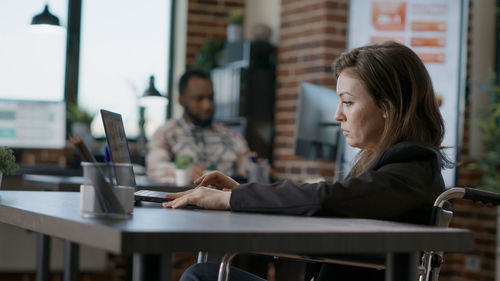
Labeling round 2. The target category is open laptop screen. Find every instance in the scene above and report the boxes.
[101,109,188,204]
[100,109,136,187]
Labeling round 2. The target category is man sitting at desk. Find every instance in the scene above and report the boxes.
[146,69,250,182]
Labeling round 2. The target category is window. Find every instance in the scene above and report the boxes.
[0,0,67,102]
[79,0,172,138]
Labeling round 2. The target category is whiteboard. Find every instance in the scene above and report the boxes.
[0,99,66,149]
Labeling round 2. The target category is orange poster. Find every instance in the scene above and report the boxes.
[370,36,405,44]
[348,0,467,187]
[411,21,447,32]
[371,2,407,31]
[411,37,446,47]
[416,53,446,64]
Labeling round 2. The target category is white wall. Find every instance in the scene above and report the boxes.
[244,0,281,45]
[172,0,188,119]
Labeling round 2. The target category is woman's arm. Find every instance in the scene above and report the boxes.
[230,157,442,223]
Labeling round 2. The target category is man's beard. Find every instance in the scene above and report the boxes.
[184,107,213,128]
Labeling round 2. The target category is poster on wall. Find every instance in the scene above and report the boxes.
[343,0,468,187]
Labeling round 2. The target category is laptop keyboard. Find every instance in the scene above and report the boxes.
[134,190,172,203]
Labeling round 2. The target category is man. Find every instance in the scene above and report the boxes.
[146,69,249,182]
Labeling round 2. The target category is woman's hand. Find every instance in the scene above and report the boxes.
[194,171,239,190]
[162,187,231,210]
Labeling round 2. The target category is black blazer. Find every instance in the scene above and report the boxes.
[230,141,445,225]
[230,141,446,281]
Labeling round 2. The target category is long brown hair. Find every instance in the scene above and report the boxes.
[333,41,450,176]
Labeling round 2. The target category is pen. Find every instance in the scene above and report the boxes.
[69,136,97,163]
[104,145,112,163]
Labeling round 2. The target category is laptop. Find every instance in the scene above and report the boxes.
[101,109,176,203]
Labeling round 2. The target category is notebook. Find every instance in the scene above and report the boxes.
[101,109,175,203]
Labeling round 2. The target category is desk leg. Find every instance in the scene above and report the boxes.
[385,252,419,281]
[36,233,50,281]
[63,241,79,281]
[217,253,238,281]
[133,254,171,281]
[159,254,171,281]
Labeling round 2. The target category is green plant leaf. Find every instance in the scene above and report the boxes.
[0,147,19,175]
[66,104,94,125]
[470,72,500,192]
[175,155,194,169]
[193,39,225,73]
[228,8,244,24]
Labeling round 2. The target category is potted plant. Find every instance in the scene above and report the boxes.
[66,103,95,147]
[67,103,94,126]
[193,39,225,73]
[227,8,244,42]
[174,155,194,186]
[0,147,19,187]
[468,73,500,192]
[467,73,500,277]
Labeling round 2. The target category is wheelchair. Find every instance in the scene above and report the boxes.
[199,187,500,281]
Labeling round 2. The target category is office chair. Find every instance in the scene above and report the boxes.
[201,187,500,281]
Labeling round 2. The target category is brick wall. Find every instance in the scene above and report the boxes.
[273,0,348,182]
[185,0,246,69]
[273,1,497,280]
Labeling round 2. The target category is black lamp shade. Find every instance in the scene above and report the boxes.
[31,4,61,26]
[143,76,162,98]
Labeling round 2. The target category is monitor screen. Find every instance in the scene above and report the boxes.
[0,99,66,149]
[293,82,341,160]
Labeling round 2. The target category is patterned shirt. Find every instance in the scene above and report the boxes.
[146,117,250,181]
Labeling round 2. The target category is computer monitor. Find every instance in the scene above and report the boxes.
[217,117,247,138]
[293,82,341,160]
[0,99,66,149]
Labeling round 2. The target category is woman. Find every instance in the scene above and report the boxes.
[163,41,451,281]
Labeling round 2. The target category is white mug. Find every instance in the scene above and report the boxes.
[175,168,192,186]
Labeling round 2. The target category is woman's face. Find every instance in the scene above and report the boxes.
[334,71,386,150]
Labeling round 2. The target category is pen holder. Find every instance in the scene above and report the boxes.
[80,162,135,219]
